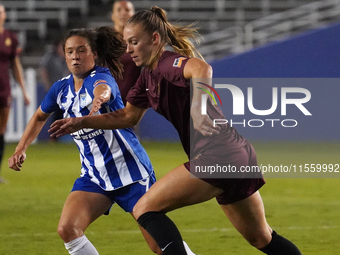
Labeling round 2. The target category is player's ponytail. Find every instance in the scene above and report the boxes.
[127,6,204,61]
[95,26,125,79]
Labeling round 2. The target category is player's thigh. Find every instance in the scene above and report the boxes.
[59,191,112,231]
[220,191,272,247]
[133,164,224,218]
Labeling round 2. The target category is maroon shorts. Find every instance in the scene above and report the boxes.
[0,94,11,108]
[184,142,265,205]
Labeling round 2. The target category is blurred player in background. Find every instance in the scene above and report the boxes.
[111,1,142,137]
[8,26,162,255]
[39,37,69,92]
[111,0,141,106]
[39,36,69,142]
[49,6,302,255]
[0,2,30,183]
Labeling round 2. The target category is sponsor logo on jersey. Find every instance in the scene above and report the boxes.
[172,57,186,68]
[71,128,104,140]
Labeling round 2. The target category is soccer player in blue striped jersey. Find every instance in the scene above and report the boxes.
[8,27,163,255]
[44,66,150,190]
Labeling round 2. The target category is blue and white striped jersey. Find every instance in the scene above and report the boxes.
[41,65,153,191]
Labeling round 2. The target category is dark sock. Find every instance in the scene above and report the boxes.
[137,211,187,255]
[260,231,302,255]
[0,135,4,174]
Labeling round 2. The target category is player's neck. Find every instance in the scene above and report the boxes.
[73,77,84,92]
[73,70,91,91]
[113,24,123,35]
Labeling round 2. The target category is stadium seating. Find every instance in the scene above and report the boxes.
[2,0,88,56]
[3,0,338,67]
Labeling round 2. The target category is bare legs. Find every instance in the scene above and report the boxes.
[221,191,272,249]
[58,191,161,254]
[134,164,290,254]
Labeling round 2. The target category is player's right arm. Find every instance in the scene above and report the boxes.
[49,102,147,138]
[183,57,220,136]
[8,107,51,171]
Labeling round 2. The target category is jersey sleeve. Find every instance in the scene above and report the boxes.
[89,71,119,106]
[40,81,62,114]
[126,70,150,109]
[160,55,190,88]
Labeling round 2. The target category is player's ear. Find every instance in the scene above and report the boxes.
[93,51,98,60]
[152,32,160,45]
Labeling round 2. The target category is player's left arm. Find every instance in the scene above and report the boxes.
[183,58,220,136]
[11,56,31,105]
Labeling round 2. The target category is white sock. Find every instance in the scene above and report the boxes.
[64,235,99,255]
[183,241,196,255]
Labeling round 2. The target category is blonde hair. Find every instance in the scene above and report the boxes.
[127,6,204,61]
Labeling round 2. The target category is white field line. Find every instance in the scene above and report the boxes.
[2,225,339,238]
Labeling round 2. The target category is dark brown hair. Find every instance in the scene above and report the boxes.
[63,26,126,79]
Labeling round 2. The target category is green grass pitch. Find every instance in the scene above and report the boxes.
[0,141,339,254]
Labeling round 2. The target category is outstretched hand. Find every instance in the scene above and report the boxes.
[8,150,26,171]
[89,96,104,115]
[49,118,82,138]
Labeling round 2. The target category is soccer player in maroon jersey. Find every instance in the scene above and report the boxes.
[0,3,30,183]
[49,6,302,255]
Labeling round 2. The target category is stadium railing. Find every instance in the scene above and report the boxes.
[2,0,88,48]
[197,0,340,62]
[6,9,69,28]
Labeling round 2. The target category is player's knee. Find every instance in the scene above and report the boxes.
[57,224,83,243]
[245,233,271,249]
[133,198,148,220]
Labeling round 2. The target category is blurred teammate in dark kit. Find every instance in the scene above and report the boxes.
[0,2,30,183]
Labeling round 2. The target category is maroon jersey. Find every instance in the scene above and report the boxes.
[127,51,247,157]
[127,51,264,204]
[117,52,141,105]
[0,29,18,98]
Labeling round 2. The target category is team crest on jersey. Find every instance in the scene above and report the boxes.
[5,38,11,47]
[93,79,108,88]
[80,93,87,108]
[172,57,186,68]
